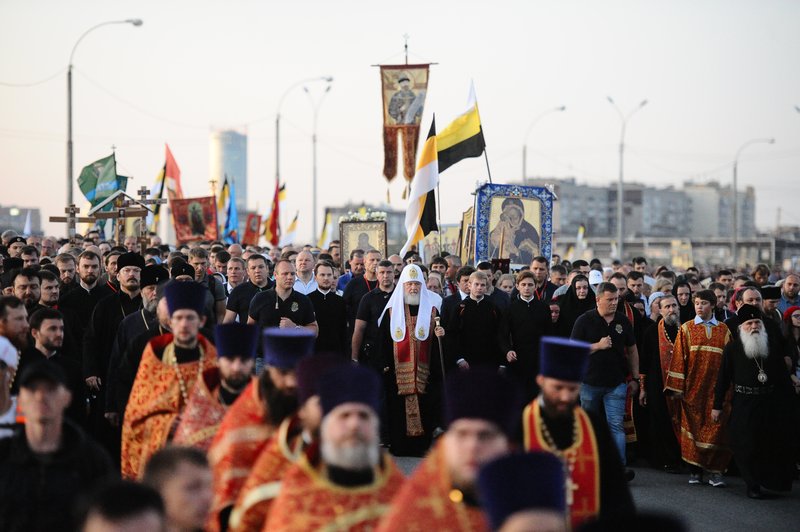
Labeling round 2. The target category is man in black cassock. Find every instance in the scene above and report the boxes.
[83,252,144,456]
[307,261,348,356]
[499,269,551,401]
[713,304,799,499]
[640,295,682,472]
[447,270,503,370]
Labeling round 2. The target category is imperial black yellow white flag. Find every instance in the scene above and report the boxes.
[400,117,439,256]
[380,64,430,183]
[437,83,486,173]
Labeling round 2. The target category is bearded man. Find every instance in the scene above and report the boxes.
[207,328,314,531]
[264,364,404,531]
[377,264,444,456]
[713,305,799,499]
[640,295,682,472]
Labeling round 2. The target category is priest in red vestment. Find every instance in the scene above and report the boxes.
[377,369,519,532]
[173,322,259,451]
[522,337,634,529]
[121,281,217,479]
[229,353,345,532]
[264,364,404,531]
[208,327,314,531]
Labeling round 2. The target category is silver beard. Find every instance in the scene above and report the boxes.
[403,293,421,306]
[664,313,680,327]
[320,416,380,470]
[740,328,769,359]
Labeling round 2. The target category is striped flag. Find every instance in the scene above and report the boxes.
[437,83,485,173]
[400,117,439,256]
[317,210,333,249]
[219,175,239,244]
[164,144,183,199]
[279,211,299,247]
[263,182,286,246]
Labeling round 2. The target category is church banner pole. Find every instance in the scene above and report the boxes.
[436,183,443,256]
[483,149,493,184]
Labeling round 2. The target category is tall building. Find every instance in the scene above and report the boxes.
[209,129,248,229]
[684,181,756,238]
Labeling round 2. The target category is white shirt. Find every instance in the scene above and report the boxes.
[293,276,318,295]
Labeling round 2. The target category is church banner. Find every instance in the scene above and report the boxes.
[242,213,262,246]
[171,196,219,244]
[380,64,429,182]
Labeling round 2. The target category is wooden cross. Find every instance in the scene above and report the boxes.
[133,186,168,250]
[93,195,149,246]
[49,204,95,242]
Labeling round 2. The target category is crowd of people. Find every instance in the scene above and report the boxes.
[0,226,798,531]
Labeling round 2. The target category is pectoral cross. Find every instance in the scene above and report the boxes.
[49,204,95,242]
[566,476,579,506]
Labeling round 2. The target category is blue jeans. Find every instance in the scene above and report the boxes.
[580,382,627,465]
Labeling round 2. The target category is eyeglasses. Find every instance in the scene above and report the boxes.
[791,314,800,320]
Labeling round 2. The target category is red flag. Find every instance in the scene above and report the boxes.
[165,144,183,199]
[171,196,219,244]
[263,183,284,246]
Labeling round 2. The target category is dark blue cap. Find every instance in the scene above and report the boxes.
[539,336,591,382]
[214,323,259,359]
[165,280,206,316]
[444,368,520,436]
[262,327,315,369]
[478,452,566,530]
[297,353,347,405]
[319,364,381,416]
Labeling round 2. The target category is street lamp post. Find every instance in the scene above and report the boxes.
[274,76,333,192]
[304,83,332,242]
[521,105,566,179]
[732,137,775,265]
[607,96,648,261]
[67,19,142,208]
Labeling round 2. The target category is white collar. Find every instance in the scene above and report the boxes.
[694,315,718,325]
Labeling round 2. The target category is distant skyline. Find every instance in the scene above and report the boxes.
[2,0,799,241]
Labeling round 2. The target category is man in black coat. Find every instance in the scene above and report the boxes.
[447,271,503,370]
[0,361,114,531]
[307,261,348,357]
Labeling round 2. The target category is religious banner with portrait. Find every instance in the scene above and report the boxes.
[242,213,262,247]
[339,221,387,266]
[418,224,460,264]
[459,206,475,265]
[474,183,555,269]
[171,196,219,244]
[380,64,430,183]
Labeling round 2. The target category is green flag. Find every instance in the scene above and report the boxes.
[78,154,119,206]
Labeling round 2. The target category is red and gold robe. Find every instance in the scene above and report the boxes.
[376,440,489,532]
[172,367,228,451]
[208,378,275,532]
[523,400,600,530]
[228,416,304,532]
[121,334,217,479]
[664,320,732,472]
[656,320,681,439]
[263,446,404,532]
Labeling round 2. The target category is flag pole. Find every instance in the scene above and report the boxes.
[436,183,443,256]
[482,148,493,184]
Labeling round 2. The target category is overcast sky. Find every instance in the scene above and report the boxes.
[2,0,799,240]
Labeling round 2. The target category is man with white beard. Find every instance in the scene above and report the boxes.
[713,304,799,499]
[264,364,404,530]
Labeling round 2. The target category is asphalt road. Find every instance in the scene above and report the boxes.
[393,457,800,531]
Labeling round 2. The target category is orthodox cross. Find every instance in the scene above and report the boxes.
[133,185,167,250]
[49,204,95,242]
[92,194,149,246]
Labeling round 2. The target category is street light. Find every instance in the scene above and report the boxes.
[303,83,333,242]
[521,105,566,179]
[607,96,648,261]
[67,19,142,208]
[274,76,333,192]
[732,137,774,265]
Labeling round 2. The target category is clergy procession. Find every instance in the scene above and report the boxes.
[4,3,800,530]
[1,223,800,530]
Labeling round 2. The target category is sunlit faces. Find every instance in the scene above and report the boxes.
[596,290,618,316]
[315,264,335,291]
[32,318,64,352]
[275,261,296,291]
[377,265,394,290]
[78,256,101,286]
[531,260,548,284]
[469,275,487,300]
[403,281,421,306]
[574,280,589,300]
[741,288,763,310]
[57,258,76,285]
[295,251,314,275]
[676,286,691,307]
[247,257,269,287]
[227,260,246,286]
[517,277,535,300]
[349,256,365,275]
[39,278,59,306]
[118,266,141,293]
[783,275,800,299]
[188,256,208,281]
[693,296,713,320]
[13,274,40,307]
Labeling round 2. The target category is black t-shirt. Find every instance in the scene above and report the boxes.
[571,309,636,387]
[354,287,394,353]
[248,289,316,329]
[227,281,273,323]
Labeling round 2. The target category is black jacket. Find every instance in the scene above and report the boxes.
[0,420,115,531]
